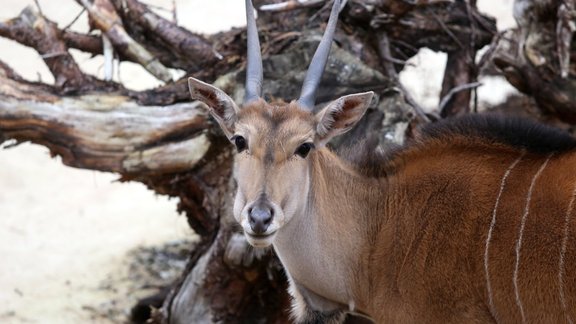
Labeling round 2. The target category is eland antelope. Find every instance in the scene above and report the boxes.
[187,0,576,322]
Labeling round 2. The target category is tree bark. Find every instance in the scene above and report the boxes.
[493,0,576,123]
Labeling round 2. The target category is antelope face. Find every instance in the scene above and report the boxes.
[187,0,373,247]
[188,78,373,247]
[230,102,316,247]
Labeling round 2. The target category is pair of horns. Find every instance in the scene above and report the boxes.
[244,0,343,111]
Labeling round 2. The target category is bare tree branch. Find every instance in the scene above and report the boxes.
[259,0,326,12]
[0,6,90,89]
[120,0,223,69]
[77,0,173,82]
[0,66,209,174]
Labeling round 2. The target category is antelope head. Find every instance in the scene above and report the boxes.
[188,0,373,248]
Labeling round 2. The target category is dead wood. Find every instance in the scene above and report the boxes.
[0,65,209,175]
[370,0,496,53]
[77,0,173,82]
[0,7,93,90]
[492,0,576,122]
[113,0,222,72]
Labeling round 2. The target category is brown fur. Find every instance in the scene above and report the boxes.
[342,128,576,323]
[190,74,576,322]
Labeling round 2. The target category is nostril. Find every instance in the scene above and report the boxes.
[263,210,273,226]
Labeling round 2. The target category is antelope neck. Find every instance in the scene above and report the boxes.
[273,148,385,312]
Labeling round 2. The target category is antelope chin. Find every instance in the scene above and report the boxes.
[245,231,276,248]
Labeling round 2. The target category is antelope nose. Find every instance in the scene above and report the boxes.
[248,205,273,234]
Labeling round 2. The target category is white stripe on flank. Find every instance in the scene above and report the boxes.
[484,153,524,321]
[559,180,576,324]
[513,154,552,323]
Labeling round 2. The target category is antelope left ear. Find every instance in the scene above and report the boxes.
[315,91,374,146]
[188,77,240,138]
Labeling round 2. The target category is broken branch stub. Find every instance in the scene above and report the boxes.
[77,0,173,82]
[0,6,90,89]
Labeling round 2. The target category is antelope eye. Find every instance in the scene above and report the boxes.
[232,135,248,153]
[295,143,314,158]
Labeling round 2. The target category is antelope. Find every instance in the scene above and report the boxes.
[187,0,576,322]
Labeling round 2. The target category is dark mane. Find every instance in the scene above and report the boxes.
[337,135,401,178]
[420,114,576,154]
[338,114,576,177]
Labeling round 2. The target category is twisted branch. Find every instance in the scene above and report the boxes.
[77,0,173,82]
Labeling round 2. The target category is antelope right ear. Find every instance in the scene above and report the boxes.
[314,91,374,146]
[188,77,240,138]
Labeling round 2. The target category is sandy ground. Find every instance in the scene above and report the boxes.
[0,0,515,323]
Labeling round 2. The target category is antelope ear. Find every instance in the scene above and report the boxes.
[188,77,240,138]
[314,92,374,146]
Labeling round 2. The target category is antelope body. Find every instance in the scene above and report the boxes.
[188,0,576,323]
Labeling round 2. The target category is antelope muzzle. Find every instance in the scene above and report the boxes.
[248,201,274,235]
